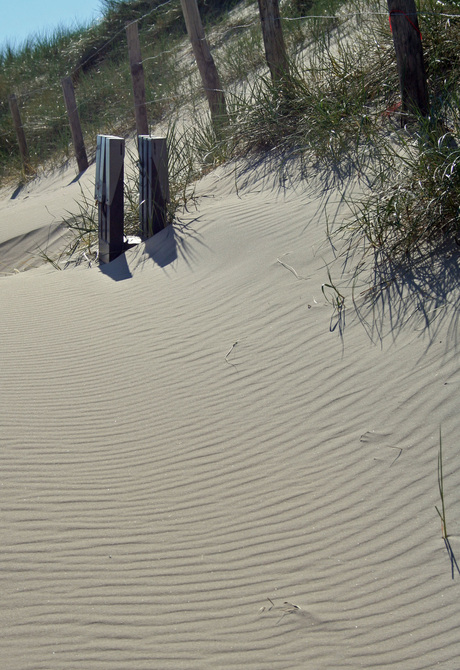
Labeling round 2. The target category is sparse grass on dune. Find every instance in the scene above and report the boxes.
[0,0,186,177]
[0,0,239,179]
[1,0,459,279]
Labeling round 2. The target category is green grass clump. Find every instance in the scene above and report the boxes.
[349,119,460,263]
[1,0,459,277]
[224,5,394,169]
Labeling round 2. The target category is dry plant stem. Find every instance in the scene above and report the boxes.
[321,266,345,311]
[435,428,448,539]
[276,254,309,280]
[258,597,302,624]
[225,341,238,368]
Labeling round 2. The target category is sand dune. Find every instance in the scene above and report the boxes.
[0,157,459,669]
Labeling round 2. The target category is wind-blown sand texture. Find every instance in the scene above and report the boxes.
[1,156,459,669]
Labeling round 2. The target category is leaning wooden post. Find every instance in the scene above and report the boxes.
[8,93,31,173]
[257,0,290,86]
[126,21,149,136]
[61,76,89,173]
[138,135,169,237]
[95,135,125,264]
[180,0,227,131]
[387,0,429,119]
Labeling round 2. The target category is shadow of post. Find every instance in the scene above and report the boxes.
[97,216,207,281]
[98,224,178,281]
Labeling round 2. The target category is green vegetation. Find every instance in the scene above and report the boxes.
[0,0,241,178]
[1,0,459,274]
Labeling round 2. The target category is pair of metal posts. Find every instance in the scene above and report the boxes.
[95,135,168,264]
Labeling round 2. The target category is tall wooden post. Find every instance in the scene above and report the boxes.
[138,136,169,237]
[257,0,290,85]
[95,135,125,264]
[126,21,149,136]
[8,93,31,173]
[180,0,227,130]
[61,77,89,173]
[387,0,429,119]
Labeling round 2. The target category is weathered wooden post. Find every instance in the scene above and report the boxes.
[257,0,290,85]
[95,135,125,264]
[138,135,169,237]
[387,0,429,119]
[61,76,89,173]
[8,93,31,173]
[180,0,227,130]
[126,20,149,136]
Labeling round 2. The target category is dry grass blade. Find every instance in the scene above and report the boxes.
[435,428,448,540]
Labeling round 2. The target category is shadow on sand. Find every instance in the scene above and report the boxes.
[98,215,207,282]
[348,239,460,347]
[444,537,460,579]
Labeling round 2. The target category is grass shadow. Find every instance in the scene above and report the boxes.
[444,537,460,579]
[230,144,369,199]
[349,238,460,346]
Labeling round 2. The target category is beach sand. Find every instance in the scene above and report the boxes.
[0,155,459,669]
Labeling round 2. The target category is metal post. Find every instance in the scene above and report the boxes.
[138,135,169,237]
[95,135,125,263]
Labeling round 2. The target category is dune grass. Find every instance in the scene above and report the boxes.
[1,0,459,273]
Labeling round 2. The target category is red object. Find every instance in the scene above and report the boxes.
[389,9,422,40]
[383,100,402,117]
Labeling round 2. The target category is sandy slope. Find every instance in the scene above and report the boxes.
[0,157,459,669]
[0,164,96,274]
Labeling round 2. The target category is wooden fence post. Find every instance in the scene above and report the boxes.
[95,135,125,264]
[180,0,227,131]
[138,135,169,237]
[257,0,290,85]
[126,21,149,136]
[387,0,429,119]
[61,76,89,173]
[8,93,31,172]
